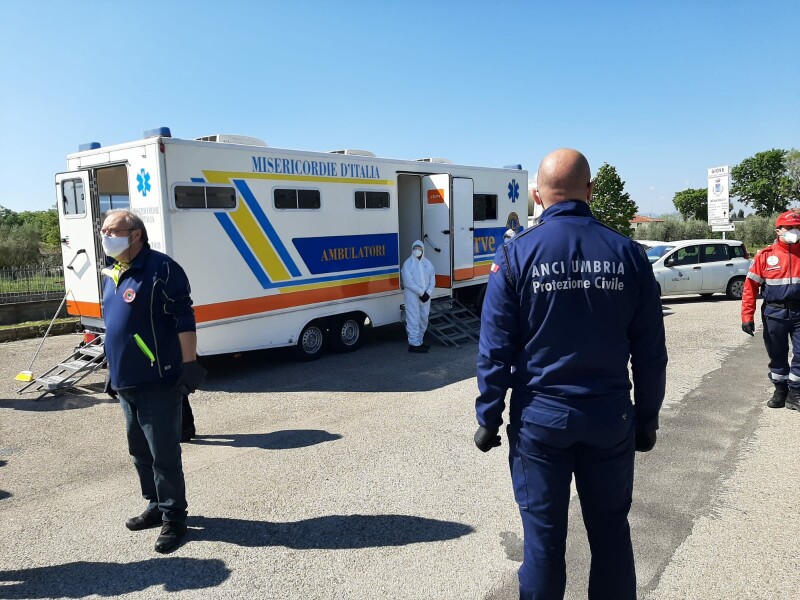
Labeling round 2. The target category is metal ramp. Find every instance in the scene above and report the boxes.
[403,297,482,348]
[18,335,106,400]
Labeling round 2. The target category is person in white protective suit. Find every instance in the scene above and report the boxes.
[401,240,436,353]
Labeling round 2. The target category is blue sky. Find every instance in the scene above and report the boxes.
[1,0,797,216]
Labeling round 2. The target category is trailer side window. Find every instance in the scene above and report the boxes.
[175,185,236,209]
[62,179,86,216]
[473,194,497,221]
[274,189,321,210]
[355,191,390,209]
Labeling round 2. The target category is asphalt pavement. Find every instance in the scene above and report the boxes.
[0,296,797,599]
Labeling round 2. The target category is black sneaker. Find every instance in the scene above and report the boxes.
[154,521,187,554]
[126,507,163,531]
[408,345,428,353]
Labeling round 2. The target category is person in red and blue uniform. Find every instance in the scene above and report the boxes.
[474,149,668,600]
[741,209,800,411]
[101,209,206,554]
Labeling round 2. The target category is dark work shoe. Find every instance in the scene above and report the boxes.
[180,427,196,443]
[408,345,428,353]
[126,507,163,531]
[154,521,187,554]
[420,343,431,351]
[786,389,800,411]
[768,386,788,409]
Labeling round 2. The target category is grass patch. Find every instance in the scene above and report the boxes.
[0,317,78,331]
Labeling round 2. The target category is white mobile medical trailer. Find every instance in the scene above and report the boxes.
[56,127,528,359]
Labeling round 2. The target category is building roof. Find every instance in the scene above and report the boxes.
[629,215,665,224]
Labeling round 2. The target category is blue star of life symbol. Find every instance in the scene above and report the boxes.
[136,169,151,197]
[508,179,520,203]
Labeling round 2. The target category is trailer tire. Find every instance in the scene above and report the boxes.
[294,321,326,361]
[330,315,364,353]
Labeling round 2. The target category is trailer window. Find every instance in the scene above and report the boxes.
[61,179,86,216]
[473,194,497,221]
[175,185,236,209]
[355,191,390,209]
[274,189,321,210]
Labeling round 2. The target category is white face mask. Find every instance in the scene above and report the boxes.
[102,234,131,258]
[784,229,800,244]
[413,248,423,258]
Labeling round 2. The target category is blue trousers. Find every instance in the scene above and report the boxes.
[509,417,636,600]
[118,385,187,523]
[761,308,800,390]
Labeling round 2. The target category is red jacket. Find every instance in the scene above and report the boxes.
[742,239,800,322]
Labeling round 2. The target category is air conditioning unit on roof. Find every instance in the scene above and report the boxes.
[328,149,376,157]
[415,157,453,164]
[195,134,268,147]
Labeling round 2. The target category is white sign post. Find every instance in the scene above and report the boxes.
[708,165,731,239]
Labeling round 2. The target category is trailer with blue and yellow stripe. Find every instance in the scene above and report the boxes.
[55,128,528,359]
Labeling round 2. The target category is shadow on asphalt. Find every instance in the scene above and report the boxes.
[187,429,342,450]
[0,383,116,411]
[189,514,473,549]
[0,455,8,499]
[200,324,478,394]
[0,558,231,599]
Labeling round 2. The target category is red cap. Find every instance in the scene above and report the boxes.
[776,210,800,228]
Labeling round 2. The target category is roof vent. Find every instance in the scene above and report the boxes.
[328,149,376,157]
[415,157,453,164]
[504,164,523,170]
[78,142,101,151]
[144,127,172,138]
[195,134,268,147]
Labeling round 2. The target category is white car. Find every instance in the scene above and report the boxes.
[646,239,751,299]
[635,239,664,250]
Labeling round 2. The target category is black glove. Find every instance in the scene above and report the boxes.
[635,429,657,452]
[103,372,117,399]
[420,292,430,303]
[176,361,207,396]
[474,426,501,452]
[741,322,755,336]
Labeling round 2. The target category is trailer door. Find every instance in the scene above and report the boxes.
[452,177,474,281]
[55,171,103,320]
[421,174,451,291]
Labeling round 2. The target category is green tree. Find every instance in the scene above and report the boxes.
[590,163,638,234]
[731,149,792,215]
[672,188,708,221]
[786,148,800,203]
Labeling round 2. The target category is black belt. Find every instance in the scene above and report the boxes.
[766,301,800,310]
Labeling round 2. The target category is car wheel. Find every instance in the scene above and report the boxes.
[330,315,364,353]
[726,276,745,300]
[294,321,326,361]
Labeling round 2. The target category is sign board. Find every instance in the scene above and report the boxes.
[707,165,730,226]
[711,223,735,232]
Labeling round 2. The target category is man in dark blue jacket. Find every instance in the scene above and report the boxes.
[101,209,205,554]
[475,149,667,600]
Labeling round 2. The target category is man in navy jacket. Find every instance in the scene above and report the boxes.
[101,209,205,554]
[475,149,667,599]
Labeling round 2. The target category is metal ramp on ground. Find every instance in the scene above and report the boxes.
[18,335,106,400]
[402,297,481,348]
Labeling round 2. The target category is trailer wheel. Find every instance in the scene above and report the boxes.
[330,315,364,353]
[294,321,326,361]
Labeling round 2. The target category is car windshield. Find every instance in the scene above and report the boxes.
[647,245,675,263]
